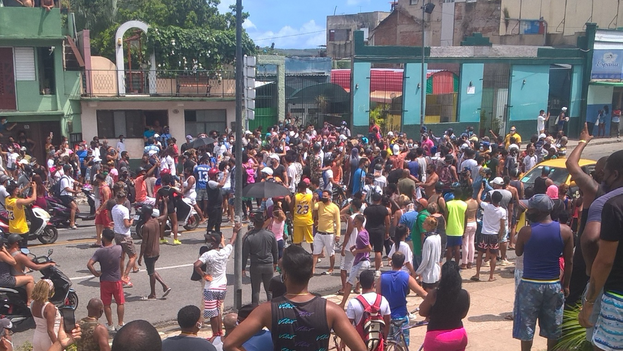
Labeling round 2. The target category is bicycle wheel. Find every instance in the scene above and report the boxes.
[385,340,406,351]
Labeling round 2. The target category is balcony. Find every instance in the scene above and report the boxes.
[0,7,64,40]
[82,69,236,98]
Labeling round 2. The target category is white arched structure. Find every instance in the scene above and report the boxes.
[115,20,156,96]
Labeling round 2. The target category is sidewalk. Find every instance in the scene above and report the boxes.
[565,135,621,148]
[156,260,545,351]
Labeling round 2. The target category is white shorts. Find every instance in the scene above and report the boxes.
[340,251,355,272]
[347,259,370,286]
[185,192,197,206]
[137,197,156,206]
[313,233,335,256]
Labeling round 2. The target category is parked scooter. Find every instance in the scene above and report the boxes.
[132,197,199,239]
[0,248,78,332]
[0,204,58,244]
[47,189,96,228]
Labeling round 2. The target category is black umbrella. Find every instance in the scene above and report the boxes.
[243,181,291,198]
[191,137,216,149]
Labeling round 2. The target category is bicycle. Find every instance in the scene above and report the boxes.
[385,318,428,351]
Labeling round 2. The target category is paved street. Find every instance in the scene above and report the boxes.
[10,138,618,348]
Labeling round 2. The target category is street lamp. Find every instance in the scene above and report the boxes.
[420,2,435,130]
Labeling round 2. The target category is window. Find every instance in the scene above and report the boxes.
[37,47,55,95]
[333,29,350,42]
[410,0,419,4]
[14,48,35,81]
[96,110,167,138]
[329,30,336,42]
[184,109,227,136]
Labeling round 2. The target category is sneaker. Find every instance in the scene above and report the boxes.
[173,239,182,245]
[159,238,168,244]
[70,225,78,230]
[500,259,511,266]
[106,324,115,333]
[483,260,490,267]
[116,324,124,331]
[375,270,381,278]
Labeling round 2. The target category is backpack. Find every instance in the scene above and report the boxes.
[191,246,209,281]
[125,179,136,203]
[438,163,453,188]
[355,294,385,351]
[52,176,68,198]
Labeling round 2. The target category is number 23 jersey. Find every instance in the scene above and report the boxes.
[293,193,314,226]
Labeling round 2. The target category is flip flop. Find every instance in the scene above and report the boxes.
[321,271,333,276]
[336,290,344,295]
[162,287,172,298]
[470,276,480,282]
[488,277,497,282]
[140,296,156,301]
[132,268,140,273]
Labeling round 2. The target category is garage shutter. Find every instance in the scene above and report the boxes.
[14,47,35,81]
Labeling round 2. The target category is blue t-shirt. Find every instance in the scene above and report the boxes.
[407,160,420,179]
[144,129,156,139]
[352,168,365,194]
[399,210,419,232]
[242,330,273,351]
[381,270,410,319]
[194,164,210,190]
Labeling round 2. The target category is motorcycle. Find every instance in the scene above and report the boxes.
[47,189,96,228]
[0,205,58,244]
[0,249,78,332]
[132,197,200,239]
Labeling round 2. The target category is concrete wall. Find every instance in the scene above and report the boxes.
[371,7,421,47]
[0,7,64,39]
[326,12,389,59]
[502,0,623,36]
[80,100,236,159]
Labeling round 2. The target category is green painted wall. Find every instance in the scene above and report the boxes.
[352,62,371,133]
[0,7,63,39]
[509,65,549,121]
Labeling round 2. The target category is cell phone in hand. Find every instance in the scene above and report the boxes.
[60,308,75,333]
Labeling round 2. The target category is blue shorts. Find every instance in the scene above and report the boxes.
[389,315,410,346]
[446,235,463,248]
[513,279,564,341]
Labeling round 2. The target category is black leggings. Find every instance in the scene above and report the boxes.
[250,263,273,304]
[207,207,222,233]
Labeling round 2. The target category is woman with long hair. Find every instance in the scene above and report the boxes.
[32,174,47,210]
[30,279,61,351]
[419,261,470,350]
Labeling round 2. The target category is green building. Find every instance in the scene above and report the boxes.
[0,6,83,161]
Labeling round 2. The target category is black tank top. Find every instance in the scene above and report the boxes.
[206,183,223,209]
[271,295,330,351]
[533,176,547,194]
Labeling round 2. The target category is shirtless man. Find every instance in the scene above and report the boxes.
[503,176,521,250]
[6,234,55,275]
[41,0,54,10]
[16,0,34,7]
[461,193,479,269]
[416,166,438,199]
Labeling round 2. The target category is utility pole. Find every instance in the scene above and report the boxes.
[234,0,243,311]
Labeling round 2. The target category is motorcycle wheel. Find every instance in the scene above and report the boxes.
[135,223,144,239]
[66,291,79,309]
[183,214,201,231]
[38,226,58,244]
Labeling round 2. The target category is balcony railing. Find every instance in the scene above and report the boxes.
[82,69,236,98]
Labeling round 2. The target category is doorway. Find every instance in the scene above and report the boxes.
[0,48,16,110]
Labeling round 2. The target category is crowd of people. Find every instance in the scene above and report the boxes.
[0,110,621,351]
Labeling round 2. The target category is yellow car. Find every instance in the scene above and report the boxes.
[516,158,596,230]
[520,158,597,190]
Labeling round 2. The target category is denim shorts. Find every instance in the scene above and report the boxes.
[513,279,564,341]
[389,315,410,346]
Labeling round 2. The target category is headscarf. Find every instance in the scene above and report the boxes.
[350,147,360,169]
[546,185,559,200]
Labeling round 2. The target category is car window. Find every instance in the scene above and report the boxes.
[520,166,569,186]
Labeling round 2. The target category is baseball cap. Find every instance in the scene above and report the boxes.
[120,167,128,173]
[270,154,280,162]
[510,126,516,131]
[261,167,273,176]
[561,107,568,111]
[0,175,9,184]
[520,194,554,212]
[392,144,400,154]
[538,133,546,140]
[0,318,12,336]
[491,177,504,186]
[186,135,193,140]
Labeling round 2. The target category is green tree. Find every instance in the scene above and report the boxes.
[67,0,254,69]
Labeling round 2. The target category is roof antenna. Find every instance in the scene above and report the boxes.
[334,6,337,15]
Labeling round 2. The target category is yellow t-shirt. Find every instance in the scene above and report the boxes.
[293,193,314,226]
[6,197,28,234]
[314,201,341,237]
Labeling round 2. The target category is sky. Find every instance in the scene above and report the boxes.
[217,0,389,49]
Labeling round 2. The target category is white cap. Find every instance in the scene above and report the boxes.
[154,134,160,138]
[148,150,158,157]
[491,177,504,186]
[245,130,252,135]
[270,154,280,162]
[392,144,400,154]
[387,131,394,137]
[339,134,347,141]
[538,133,546,139]
[289,131,295,137]
[19,159,28,165]
[562,107,568,111]
[261,167,273,175]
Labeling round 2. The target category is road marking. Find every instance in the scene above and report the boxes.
[69,263,195,281]
[34,228,207,248]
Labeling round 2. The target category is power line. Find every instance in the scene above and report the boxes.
[253,30,325,41]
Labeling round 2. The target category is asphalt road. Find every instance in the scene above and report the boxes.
[10,139,617,347]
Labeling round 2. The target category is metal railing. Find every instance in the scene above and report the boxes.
[82,69,236,98]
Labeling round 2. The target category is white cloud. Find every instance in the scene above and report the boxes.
[243,19,256,30]
[217,0,235,14]
[248,20,326,49]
